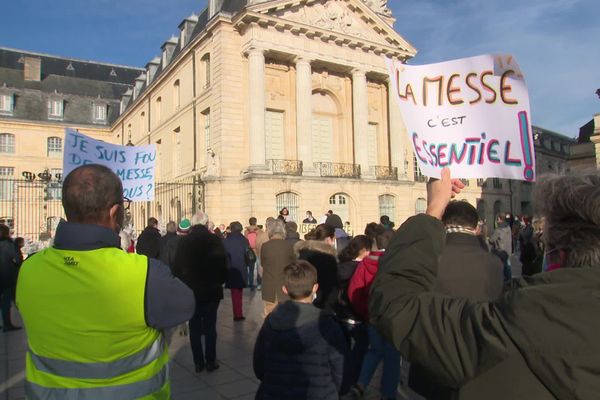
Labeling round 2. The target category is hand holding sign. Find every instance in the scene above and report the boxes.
[387,54,535,181]
[62,129,157,201]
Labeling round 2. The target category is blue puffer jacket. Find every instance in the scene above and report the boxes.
[253,301,347,400]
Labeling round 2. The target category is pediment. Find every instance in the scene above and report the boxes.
[246,0,417,56]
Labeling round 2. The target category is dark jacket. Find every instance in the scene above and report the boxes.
[260,238,296,303]
[370,214,600,400]
[158,231,177,261]
[136,226,161,259]
[294,240,338,311]
[253,301,347,400]
[435,232,504,300]
[223,232,249,289]
[410,232,504,399]
[334,260,360,321]
[172,225,228,302]
[0,237,18,290]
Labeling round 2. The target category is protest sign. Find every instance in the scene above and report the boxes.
[62,129,157,201]
[387,54,535,181]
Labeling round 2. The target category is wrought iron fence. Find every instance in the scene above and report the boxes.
[314,162,361,179]
[268,159,303,176]
[373,166,399,181]
[0,176,203,242]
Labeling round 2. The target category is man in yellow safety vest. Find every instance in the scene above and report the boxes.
[16,164,195,399]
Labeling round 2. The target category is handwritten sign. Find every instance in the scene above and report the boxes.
[387,54,535,181]
[62,129,157,201]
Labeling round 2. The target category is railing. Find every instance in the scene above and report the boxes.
[268,159,303,176]
[414,172,427,183]
[460,178,470,187]
[492,178,503,189]
[477,178,487,188]
[314,162,361,179]
[373,166,399,181]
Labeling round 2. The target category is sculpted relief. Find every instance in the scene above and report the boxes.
[277,0,385,43]
[361,0,392,16]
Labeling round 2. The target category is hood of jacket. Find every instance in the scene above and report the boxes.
[360,250,384,277]
[293,240,337,259]
[266,301,332,354]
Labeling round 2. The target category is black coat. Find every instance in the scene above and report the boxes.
[223,232,249,289]
[172,226,228,302]
[294,240,338,311]
[159,232,177,261]
[136,226,161,259]
[369,214,600,400]
[0,237,17,290]
[334,260,360,321]
[254,301,347,400]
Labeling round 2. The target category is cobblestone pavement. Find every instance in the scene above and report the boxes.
[0,289,422,400]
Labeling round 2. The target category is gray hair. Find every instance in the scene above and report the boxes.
[192,211,209,226]
[267,219,286,239]
[535,172,600,269]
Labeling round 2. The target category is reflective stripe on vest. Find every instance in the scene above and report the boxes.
[29,335,164,379]
[25,364,168,400]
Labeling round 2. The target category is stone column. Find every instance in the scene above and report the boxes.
[387,78,408,177]
[248,48,267,170]
[352,69,370,177]
[295,57,314,175]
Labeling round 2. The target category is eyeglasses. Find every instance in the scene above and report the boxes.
[123,197,131,210]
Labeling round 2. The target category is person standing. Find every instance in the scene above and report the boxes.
[159,221,177,257]
[136,217,161,259]
[303,211,318,224]
[260,219,295,317]
[160,218,191,268]
[279,207,291,222]
[285,221,301,244]
[245,217,260,290]
[0,224,20,331]
[295,224,339,311]
[223,221,249,321]
[490,213,513,281]
[16,164,195,399]
[172,212,228,373]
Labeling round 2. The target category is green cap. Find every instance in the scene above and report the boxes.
[178,218,192,232]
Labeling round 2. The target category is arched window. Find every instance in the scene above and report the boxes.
[415,198,427,215]
[47,137,62,158]
[477,199,486,222]
[493,200,503,223]
[276,192,299,222]
[201,54,211,89]
[379,194,395,221]
[0,133,15,154]
[173,79,180,110]
[328,193,351,224]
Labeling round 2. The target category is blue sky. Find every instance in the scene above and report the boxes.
[1,0,598,137]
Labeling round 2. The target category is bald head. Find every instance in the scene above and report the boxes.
[62,164,123,226]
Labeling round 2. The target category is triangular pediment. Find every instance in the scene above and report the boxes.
[245,0,417,56]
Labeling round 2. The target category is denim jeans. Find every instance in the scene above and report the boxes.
[247,261,255,287]
[189,300,220,366]
[357,325,401,399]
[339,321,369,394]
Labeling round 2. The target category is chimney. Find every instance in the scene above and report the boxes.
[23,56,41,82]
[133,73,146,100]
[209,0,226,19]
[145,57,161,86]
[161,36,179,68]
[121,88,133,114]
[178,13,199,48]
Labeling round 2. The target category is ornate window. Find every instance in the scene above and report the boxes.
[48,99,64,119]
[0,94,14,115]
[379,195,395,220]
[415,198,427,215]
[276,192,299,222]
[201,54,211,89]
[0,167,14,201]
[0,133,15,154]
[93,103,107,123]
[173,79,180,110]
[47,137,62,158]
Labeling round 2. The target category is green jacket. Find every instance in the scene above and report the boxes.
[369,214,600,400]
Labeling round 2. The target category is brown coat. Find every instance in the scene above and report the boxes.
[260,238,296,303]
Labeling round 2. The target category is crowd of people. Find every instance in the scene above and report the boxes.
[3,163,600,400]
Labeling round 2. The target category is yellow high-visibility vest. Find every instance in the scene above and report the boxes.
[16,246,170,400]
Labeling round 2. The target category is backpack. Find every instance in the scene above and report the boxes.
[246,231,257,250]
[244,247,257,266]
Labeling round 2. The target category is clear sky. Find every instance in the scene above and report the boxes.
[1,0,598,137]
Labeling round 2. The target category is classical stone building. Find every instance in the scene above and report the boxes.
[1,0,593,239]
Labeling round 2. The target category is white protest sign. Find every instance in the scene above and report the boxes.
[62,129,157,201]
[387,54,535,181]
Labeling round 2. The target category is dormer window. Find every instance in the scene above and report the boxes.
[0,94,14,115]
[93,103,107,123]
[48,99,64,120]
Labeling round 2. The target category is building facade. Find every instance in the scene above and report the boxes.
[1,0,593,240]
